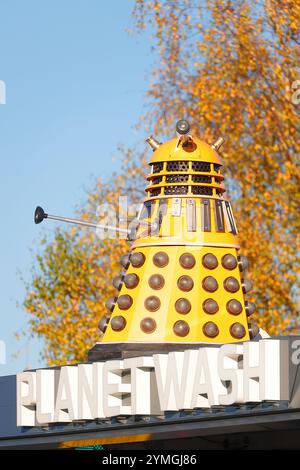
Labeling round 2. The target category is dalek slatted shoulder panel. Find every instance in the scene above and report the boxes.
[101,120,258,344]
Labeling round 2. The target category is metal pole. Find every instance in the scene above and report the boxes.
[46,214,130,234]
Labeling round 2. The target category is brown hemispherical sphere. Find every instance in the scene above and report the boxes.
[112,274,123,290]
[153,251,169,268]
[148,274,165,290]
[124,273,139,289]
[120,253,131,269]
[224,277,240,293]
[144,295,161,312]
[202,253,218,270]
[230,322,246,339]
[242,279,253,293]
[245,301,256,316]
[202,276,218,292]
[203,298,219,314]
[173,320,190,337]
[249,321,259,339]
[117,294,133,310]
[222,254,238,270]
[105,297,116,312]
[175,298,191,315]
[140,317,157,334]
[111,315,126,332]
[226,299,243,315]
[98,315,109,334]
[179,253,196,269]
[203,321,219,338]
[131,252,145,268]
[177,275,194,292]
[238,255,250,271]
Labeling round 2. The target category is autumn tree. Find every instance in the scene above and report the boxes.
[24,0,299,365]
[133,0,300,335]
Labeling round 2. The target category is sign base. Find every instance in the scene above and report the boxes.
[88,341,224,361]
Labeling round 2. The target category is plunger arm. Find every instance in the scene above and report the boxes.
[34,206,130,235]
[34,206,159,240]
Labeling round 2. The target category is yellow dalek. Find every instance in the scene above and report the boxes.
[34,120,259,358]
[100,120,258,350]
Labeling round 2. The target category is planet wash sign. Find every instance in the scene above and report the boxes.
[17,339,291,426]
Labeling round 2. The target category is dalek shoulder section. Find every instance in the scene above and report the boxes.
[132,197,239,250]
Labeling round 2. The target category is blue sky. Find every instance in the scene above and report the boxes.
[0,0,153,375]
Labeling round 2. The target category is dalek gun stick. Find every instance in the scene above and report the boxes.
[34,206,158,241]
[34,205,134,237]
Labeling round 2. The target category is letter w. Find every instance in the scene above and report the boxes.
[153,351,194,410]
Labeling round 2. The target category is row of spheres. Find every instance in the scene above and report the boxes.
[99,250,257,340]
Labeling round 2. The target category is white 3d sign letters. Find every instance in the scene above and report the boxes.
[103,360,131,417]
[36,369,56,425]
[17,371,36,426]
[218,344,244,405]
[16,339,290,427]
[78,363,105,420]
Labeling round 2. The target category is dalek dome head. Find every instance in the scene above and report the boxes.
[146,120,224,165]
[145,121,225,200]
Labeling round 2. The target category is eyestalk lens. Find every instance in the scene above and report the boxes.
[176,120,190,135]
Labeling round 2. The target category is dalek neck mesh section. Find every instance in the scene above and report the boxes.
[146,160,225,198]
